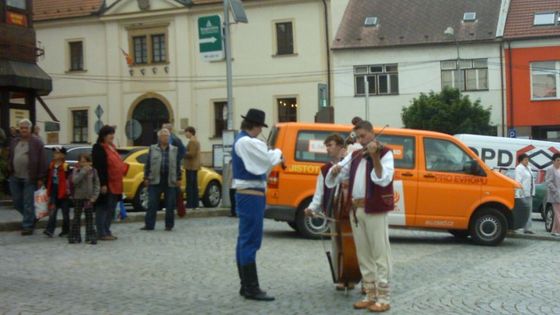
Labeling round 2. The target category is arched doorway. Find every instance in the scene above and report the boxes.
[131,98,170,146]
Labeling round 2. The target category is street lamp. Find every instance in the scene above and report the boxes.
[444,26,461,68]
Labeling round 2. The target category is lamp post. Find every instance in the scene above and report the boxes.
[444,26,461,68]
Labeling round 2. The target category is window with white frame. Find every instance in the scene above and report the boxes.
[533,12,557,26]
[531,61,560,100]
[441,59,488,91]
[354,64,399,96]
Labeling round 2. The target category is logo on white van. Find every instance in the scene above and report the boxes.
[470,145,560,170]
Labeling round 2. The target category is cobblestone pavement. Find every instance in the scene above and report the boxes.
[0,217,559,315]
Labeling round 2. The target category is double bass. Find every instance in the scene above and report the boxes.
[325,172,361,287]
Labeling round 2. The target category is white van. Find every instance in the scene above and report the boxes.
[454,134,560,173]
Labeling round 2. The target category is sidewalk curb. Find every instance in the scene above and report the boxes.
[507,232,560,242]
[0,208,231,232]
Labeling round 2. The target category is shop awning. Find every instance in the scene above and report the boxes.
[0,59,52,95]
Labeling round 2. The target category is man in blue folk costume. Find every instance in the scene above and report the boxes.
[233,109,282,302]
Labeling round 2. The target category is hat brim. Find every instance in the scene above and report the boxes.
[241,115,268,128]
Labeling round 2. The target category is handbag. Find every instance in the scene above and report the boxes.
[177,192,186,217]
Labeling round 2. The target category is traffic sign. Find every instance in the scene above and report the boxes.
[198,15,224,62]
[95,105,104,119]
[125,119,142,141]
[94,120,104,134]
[508,128,517,138]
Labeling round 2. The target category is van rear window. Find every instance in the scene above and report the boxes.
[295,131,349,163]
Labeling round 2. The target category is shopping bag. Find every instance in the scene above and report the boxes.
[115,194,127,221]
[34,186,49,220]
[177,192,186,217]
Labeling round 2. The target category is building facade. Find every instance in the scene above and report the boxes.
[331,0,509,135]
[504,0,560,140]
[34,0,336,163]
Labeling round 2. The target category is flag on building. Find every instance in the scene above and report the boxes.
[120,48,133,66]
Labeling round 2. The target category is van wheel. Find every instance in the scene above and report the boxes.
[448,230,469,239]
[295,199,329,239]
[469,208,507,246]
[287,221,298,232]
[544,204,554,233]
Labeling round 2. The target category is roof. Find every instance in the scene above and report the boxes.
[0,59,52,95]
[504,0,560,39]
[33,0,104,21]
[333,0,503,50]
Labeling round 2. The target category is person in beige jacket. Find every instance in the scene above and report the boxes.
[545,153,560,237]
[185,127,201,209]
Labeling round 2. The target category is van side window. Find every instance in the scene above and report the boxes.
[295,131,349,163]
[424,138,474,173]
[376,135,415,169]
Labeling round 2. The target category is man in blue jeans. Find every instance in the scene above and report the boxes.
[8,119,48,235]
[141,128,181,231]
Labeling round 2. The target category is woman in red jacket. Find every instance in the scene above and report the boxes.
[92,126,128,241]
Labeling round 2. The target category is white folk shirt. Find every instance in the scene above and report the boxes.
[325,151,395,199]
[308,171,326,212]
[515,164,536,198]
[232,136,282,190]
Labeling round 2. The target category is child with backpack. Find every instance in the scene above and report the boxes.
[43,147,71,238]
[68,153,100,244]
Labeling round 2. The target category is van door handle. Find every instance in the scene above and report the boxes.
[424,174,435,179]
[401,172,414,177]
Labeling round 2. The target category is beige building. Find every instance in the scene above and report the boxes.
[34,0,344,163]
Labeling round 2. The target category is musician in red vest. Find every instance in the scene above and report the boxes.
[326,120,394,313]
[303,133,353,290]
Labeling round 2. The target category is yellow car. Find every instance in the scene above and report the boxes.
[118,147,223,211]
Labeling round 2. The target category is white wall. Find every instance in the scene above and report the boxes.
[332,43,505,135]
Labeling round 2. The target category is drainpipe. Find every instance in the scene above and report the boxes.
[321,0,332,109]
[499,41,505,136]
[507,41,514,132]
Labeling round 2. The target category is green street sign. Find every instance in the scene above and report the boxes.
[198,15,224,62]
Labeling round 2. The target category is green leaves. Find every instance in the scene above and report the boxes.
[401,87,495,135]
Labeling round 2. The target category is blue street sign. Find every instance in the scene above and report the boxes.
[508,128,517,138]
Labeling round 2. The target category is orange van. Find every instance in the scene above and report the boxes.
[265,122,530,246]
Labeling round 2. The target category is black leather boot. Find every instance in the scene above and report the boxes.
[237,262,245,296]
[242,263,275,302]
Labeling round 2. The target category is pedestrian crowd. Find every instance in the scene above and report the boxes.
[3,119,203,243]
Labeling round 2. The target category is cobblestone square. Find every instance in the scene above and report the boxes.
[0,217,559,315]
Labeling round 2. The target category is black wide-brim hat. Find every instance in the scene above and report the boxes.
[241,108,268,128]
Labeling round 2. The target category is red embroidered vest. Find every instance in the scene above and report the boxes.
[320,162,334,213]
[347,147,394,214]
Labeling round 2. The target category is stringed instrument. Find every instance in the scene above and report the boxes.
[326,179,361,286]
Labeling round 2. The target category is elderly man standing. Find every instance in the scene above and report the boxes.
[141,128,181,231]
[8,119,48,235]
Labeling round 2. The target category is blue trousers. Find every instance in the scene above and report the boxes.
[186,170,199,208]
[145,182,177,229]
[96,193,118,238]
[9,177,36,230]
[235,192,265,265]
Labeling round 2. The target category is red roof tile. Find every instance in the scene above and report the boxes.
[33,0,104,21]
[504,0,560,39]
